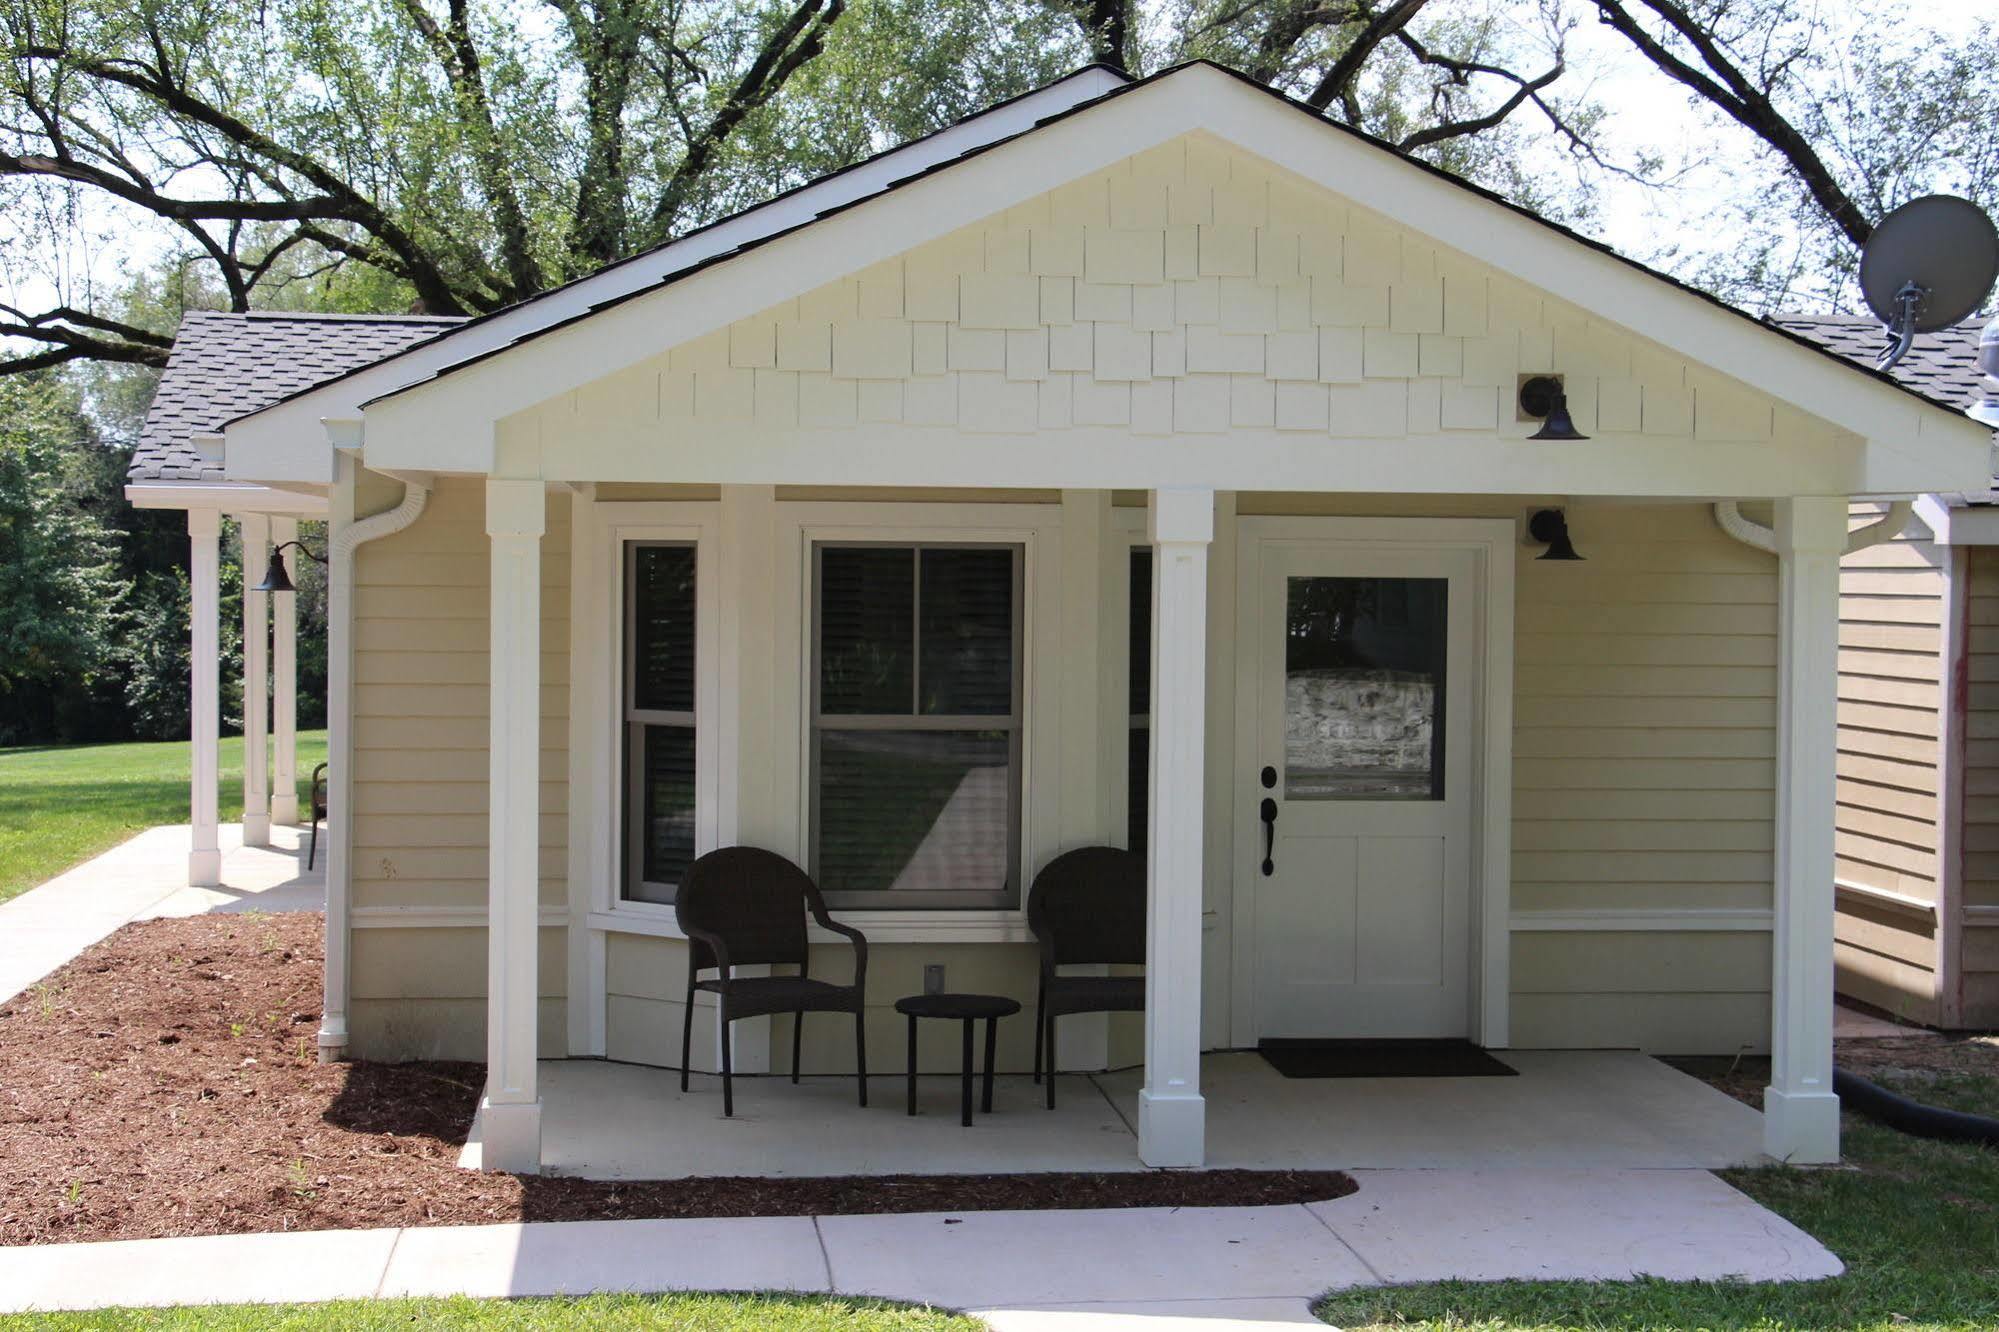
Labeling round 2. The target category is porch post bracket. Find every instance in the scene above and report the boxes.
[481,476,547,1175]
[319,473,430,1064]
[1714,499,1912,555]
[1139,487,1213,1169]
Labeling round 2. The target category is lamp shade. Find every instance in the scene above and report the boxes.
[253,549,297,594]
[1528,508,1584,561]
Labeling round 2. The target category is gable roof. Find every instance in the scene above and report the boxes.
[132,311,461,482]
[1771,314,1985,412]
[354,59,1971,425]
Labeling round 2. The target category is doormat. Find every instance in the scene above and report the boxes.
[1257,1039,1518,1079]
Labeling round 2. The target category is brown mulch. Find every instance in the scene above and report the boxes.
[1669,1030,1999,1110]
[0,914,1355,1246]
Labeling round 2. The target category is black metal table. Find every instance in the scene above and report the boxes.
[894,992,1022,1126]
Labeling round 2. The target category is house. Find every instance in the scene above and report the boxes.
[125,61,1993,1176]
[1765,317,1999,1030]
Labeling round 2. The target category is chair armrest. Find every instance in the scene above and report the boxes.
[814,915,869,988]
[680,922,734,982]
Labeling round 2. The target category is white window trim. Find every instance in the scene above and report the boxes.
[773,500,1068,941]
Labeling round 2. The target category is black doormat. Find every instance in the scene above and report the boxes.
[1257,1038,1518,1079]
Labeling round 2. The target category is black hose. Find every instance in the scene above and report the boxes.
[1834,1068,1999,1147]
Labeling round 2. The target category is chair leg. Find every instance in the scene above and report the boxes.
[680,977,696,1093]
[792,1011,804,1085]
[720,1010,734,1118]
[855,1010,868,1108]
[1032,979,1044,1085]
[906,1013,918,1116]
[1045,1013,1057,1110]
[307,818,319,871]
[982,1015,999,1115]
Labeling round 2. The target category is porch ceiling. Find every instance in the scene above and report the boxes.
[468,1051,1768,1180]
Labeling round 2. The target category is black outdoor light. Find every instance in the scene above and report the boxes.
[1528,508,1584,561]
[1519,375,1589,441]
[254,540,327,594]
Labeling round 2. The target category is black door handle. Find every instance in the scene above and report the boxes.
[1260,796,1278,876]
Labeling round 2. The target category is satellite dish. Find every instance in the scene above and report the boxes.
[1860,195,1999,371]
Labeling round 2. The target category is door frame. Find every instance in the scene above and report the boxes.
[1228,515,1515,1050]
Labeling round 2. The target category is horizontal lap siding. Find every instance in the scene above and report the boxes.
[1509,502,1774,1052]
[1834,504,1944,1024]
[346,476,573,1057]
[1962,546,1999,1024]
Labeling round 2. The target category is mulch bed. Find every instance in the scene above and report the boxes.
[1670,1031,1999,1112]
[0,914,1354,1246]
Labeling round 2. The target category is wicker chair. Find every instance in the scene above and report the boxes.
[674,847,869,1117]
[1028,846,1146,1108]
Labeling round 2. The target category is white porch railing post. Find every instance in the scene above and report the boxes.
[1140,486,1212,1168]
[1766,495,1845,1164]
[269,516,299,828]
[482,478,545,1173]
[188,509,223,888]
[240,514,272,848]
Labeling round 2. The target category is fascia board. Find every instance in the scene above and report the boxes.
[221,66,1128,484]
[124,481,328,514]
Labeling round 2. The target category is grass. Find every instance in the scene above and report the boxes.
[0,731,328,905]
[1315,1044,1999,1331]
[0,1293,980,1330]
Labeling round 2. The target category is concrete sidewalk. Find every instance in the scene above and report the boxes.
[0,1169,1843,1322]
[0,823,323,1006]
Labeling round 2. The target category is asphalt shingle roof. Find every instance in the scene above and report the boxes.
[1768,314,1985,411]
[130,311,463,482]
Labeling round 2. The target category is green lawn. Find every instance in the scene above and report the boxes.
[0,1293,979,1330]
[1316,1043,1999,1331]
[0,731,328,905]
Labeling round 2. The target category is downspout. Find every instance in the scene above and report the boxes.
[1713,500,1913,555]
[319,462,430,1062]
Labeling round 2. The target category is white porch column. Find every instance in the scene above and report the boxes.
[1766,495,1845,1164]
[1140,486,1212,1168]
[188,510,223,888]
[269,516,299,827]
[239,514,272,848]
[482,478,545,1173]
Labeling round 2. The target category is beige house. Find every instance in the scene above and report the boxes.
[127,62,1992,1175]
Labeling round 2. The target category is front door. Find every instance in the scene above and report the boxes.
[1239,532,1477,1040]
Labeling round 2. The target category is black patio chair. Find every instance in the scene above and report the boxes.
[306,763,328,870]
[674,846,869,1117]
[1028,846,1146,1108]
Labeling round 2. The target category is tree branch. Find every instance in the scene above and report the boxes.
[1305,0,1430,117]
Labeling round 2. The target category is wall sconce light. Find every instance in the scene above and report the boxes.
[1528,508,1584,561]
[253,539,327,594]
[1519,375,1589,441]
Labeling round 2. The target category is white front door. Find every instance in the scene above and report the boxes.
[1238,531,1477,1040]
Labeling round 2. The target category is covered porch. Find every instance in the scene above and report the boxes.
[462,1050,1768,1178]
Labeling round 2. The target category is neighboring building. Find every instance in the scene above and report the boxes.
[1769,317,1997,1030]
[127,62,1992,1175]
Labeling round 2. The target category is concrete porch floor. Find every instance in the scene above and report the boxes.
[464,1049,1770,1178]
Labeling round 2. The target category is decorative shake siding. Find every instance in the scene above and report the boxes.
[1960,544,1999,1023]
[1832,503,1946,1025]
[346,475,571,1060]
[530,133,1809,464]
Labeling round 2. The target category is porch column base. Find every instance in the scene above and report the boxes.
[316,1016,349,1064]
[242,813,272,846]
[478,1095,543,1175]
[188,847,222,888]
[1137,1088,1206,1168]
[1763,1086,1840,1164]
[271,794,299,827]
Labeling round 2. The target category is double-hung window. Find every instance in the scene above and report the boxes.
[811,543,1023,909]
[624,542,697,903]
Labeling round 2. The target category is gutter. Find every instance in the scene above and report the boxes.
[1713,499,1913,554]
[319,463,430,1062]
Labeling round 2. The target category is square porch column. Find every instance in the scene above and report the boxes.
[1765,495,1845,1164]
[269,516,299,828]
[188,510,223,888]
[482,478,545,1173]
[1140,486,1212,1168]
[239,514,272,848]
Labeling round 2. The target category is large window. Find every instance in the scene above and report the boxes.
[811,543,1023,909]
[625,542,697,903]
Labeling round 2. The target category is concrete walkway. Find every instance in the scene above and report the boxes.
[0,823,323,1005]
[0,1169,1842,1321]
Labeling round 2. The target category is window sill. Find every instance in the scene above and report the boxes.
[587,908,1034,945]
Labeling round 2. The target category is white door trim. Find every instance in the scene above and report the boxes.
[1228,515,1514,1049]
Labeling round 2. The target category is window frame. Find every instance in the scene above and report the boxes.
[623,539,702,903]
[1109,506,1152,855]
[808,540,1027,910]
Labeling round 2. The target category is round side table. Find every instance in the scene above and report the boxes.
[893,992,1022,1126]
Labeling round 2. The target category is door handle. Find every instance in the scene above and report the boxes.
[1259,796,1278,877]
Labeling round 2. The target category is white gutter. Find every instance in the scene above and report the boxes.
[319,464,430,1062]
[1713,499,1913,554]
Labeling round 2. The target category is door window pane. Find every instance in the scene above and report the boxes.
[817,730,1013,902]
[1284,575,1446,801]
